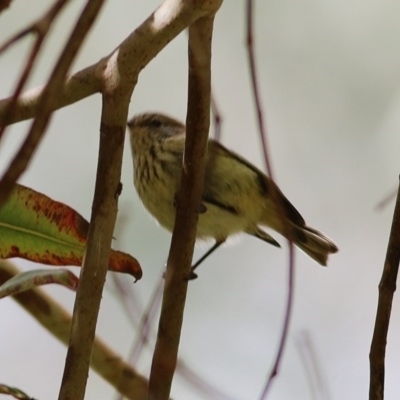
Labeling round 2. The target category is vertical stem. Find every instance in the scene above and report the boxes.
[245,1,296,396]
[369,177,400,400]
[147,15,215,400]
[58,121,125,400]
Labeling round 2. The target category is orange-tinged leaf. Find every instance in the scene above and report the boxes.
[0,184,142,280]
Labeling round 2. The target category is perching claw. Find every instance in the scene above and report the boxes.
[184,240,225,281]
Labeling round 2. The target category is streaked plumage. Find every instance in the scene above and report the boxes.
[128,113,338,266]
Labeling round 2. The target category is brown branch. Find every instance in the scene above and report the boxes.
[0,0,226,209]
[0,261,149,400]
[0,64,100,125]
[0,0,104,207]
[0,0,220,127]
[58,120,125,400]
[110,271,237,400]
[147,4,221,399]
[0,0,70,142]
[58,2,223,399]
[0,1,223,398]
[369,178,400,400]
[0,0,12,14]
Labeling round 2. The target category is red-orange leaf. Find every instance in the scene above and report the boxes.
[0,184,142,280]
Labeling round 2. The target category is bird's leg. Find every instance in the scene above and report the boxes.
[186,240,224,280]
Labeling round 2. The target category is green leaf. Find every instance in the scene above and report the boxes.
[0,184,142,280]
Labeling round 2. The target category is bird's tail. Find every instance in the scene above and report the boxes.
[258,181,338,265]
[291,225,338,266]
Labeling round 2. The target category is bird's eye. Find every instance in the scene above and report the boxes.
[149,118,162,128]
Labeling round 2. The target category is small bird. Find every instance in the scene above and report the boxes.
[127,112,338,275]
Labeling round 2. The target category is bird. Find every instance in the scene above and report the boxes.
[127,112,338,276]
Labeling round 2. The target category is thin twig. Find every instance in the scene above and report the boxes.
[147,6,221,398]
[0,261,149,400]
[111,270,236,400]
[109,273,142,328]
[245,0,274,180]
[295,331,332,400]
[114,277,164,400]
[369,177,400,400]
[0,0,103,207]
[245,1,295,398]
[0,0,69,142]
[375,187,397,211]
[130,277,164,365]
[259,247,295,399]
[176,361,239,400]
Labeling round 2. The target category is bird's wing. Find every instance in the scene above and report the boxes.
[204,141,306,228]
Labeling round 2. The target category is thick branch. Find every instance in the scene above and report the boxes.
[0,64,100,125]
[58,119,125,400]
[0,1,223,399]
[0,261,148,400]
[369,178,400,400]
[58,2,222,399]
[0,0,221,126]
[147,6,221,399]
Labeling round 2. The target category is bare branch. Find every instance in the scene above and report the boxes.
[0,0,221,127]
[58,119,125,400]
[375,187,397,211]
[110,272,237,400]
[245,0,274,180]
[130,278,164,365]
[369,177,400,400]
[0,0,12,14]
[0,261,149,400]
[0,64,100,125]
[0,0,70,142]
[295,331,332,400]
[147,4,221,398]
[57,2,223,399]
[245,1,295,397]
[0,0,104,207]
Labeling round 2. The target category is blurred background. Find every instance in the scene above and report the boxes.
[1,1,400,399]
